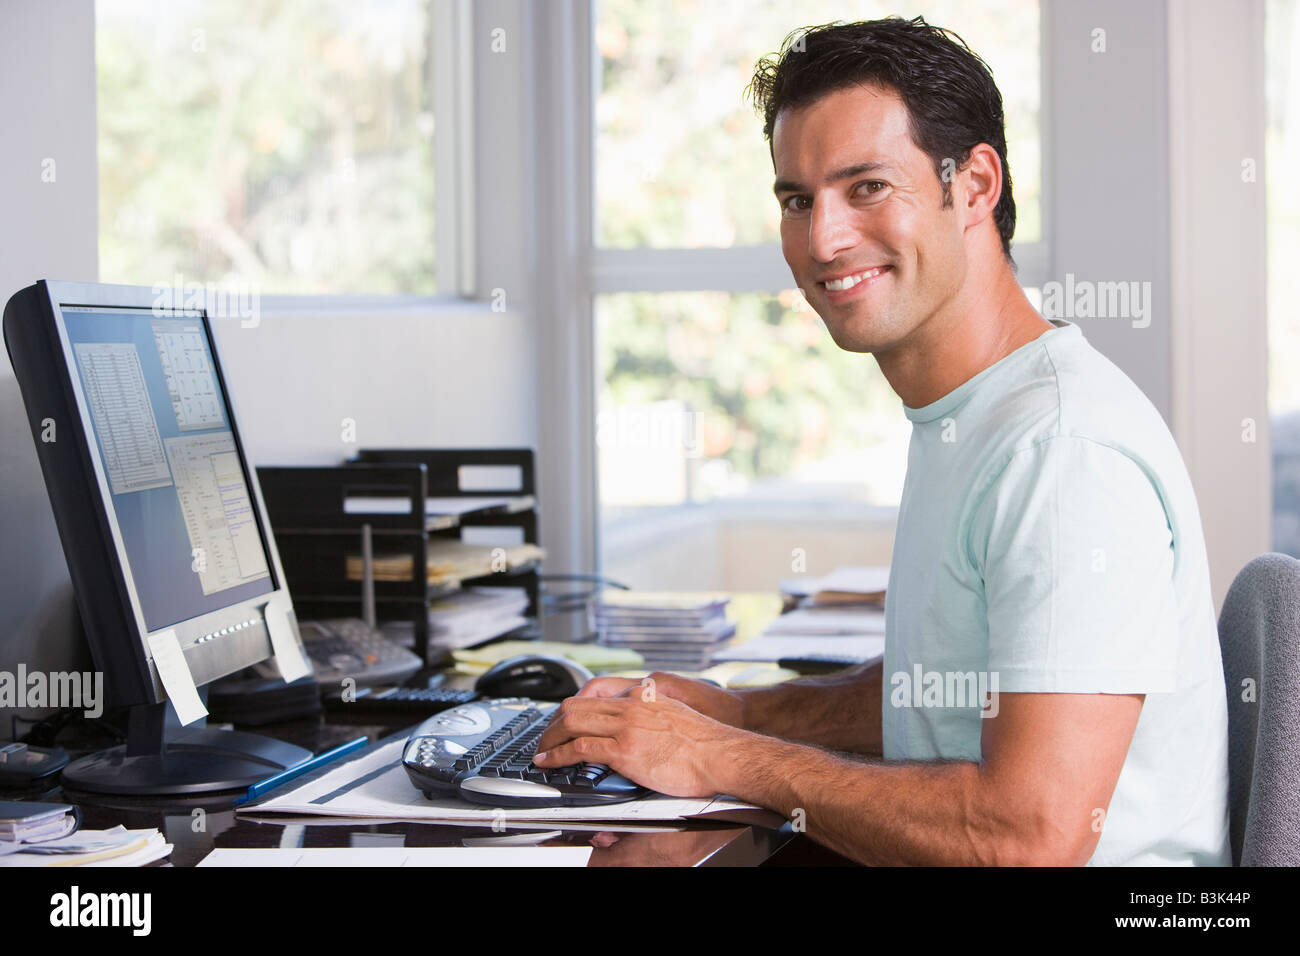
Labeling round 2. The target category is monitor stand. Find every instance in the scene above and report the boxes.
[60,701,313,796]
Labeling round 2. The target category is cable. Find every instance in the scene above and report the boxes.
[538,572,632,615]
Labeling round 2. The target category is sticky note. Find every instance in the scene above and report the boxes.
[146,629,207,726]
[265,597,312,683]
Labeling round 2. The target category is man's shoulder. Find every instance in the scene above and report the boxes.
[980,324,1178,470]
[1042,326,1174,447]
[968,325,1211,582]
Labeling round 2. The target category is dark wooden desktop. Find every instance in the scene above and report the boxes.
[18,706,805,867]
[10,590,861,866]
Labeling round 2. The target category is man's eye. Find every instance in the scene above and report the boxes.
[858,181,887,196]
[782,195,812,214]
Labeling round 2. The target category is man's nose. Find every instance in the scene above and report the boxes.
[808,195,859,264]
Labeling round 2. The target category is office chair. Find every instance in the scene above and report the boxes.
[1217,552,1300,865]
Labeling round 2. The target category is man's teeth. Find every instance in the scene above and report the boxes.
[824,267,886,291]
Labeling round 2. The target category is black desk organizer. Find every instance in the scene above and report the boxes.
[257,448,541,660]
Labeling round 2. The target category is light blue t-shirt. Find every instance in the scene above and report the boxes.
[883,320,1231,866]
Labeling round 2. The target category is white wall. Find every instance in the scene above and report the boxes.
[0,0,99,679]
[1046,0,1173,419]
[1046,0,1270,607]
[1168,0,1271,608]
[213,303,537,468]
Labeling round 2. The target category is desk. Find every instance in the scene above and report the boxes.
[9,711,794,867]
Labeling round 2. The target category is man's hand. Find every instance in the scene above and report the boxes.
[574,671,747,729]
[532,689,751,797]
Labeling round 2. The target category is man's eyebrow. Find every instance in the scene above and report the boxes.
[773,160,897,195]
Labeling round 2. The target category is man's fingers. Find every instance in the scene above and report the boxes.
[533,734,619,768]
[576,677,640,698]
[535,704,625,755]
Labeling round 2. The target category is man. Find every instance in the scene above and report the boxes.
[535,17,1231,866]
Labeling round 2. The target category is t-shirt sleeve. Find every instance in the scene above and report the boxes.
[968,436,1179,693]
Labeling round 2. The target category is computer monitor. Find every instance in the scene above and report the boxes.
[3,279,312,794]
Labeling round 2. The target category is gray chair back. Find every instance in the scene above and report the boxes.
[1217,552,1300,865]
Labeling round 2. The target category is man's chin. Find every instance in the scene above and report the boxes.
[818,312,892,354]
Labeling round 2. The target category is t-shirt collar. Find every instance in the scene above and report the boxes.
[903,320,1077,424]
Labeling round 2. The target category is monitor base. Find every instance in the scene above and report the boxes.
[61,727,312,796]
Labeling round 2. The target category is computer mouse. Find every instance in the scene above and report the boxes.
[474,655,595,700]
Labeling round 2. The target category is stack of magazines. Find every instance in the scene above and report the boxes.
[591,592,735,670]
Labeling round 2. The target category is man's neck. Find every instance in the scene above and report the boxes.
[877,262,1054,410]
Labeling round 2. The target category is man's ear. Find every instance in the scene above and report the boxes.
[957,143,1003,229]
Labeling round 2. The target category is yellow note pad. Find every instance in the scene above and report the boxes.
[145,629,207,725]
[451,640,643,673]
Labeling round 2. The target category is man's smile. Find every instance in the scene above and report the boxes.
[819,264,893,302]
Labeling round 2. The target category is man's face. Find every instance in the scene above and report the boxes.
[772,83,968,355]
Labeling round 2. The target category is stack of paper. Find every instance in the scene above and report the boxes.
[0,802,79,843]
[714,573,888,665]
[780,565,889,606]
[1,826,171,867]
[426,587,530,650]
[713,632,886,665]
[591,592,736,670]
[346,541,546,585]
[764,604,887,636]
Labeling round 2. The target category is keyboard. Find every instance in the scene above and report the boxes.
[402,698,648,808]
[323,684,479,714]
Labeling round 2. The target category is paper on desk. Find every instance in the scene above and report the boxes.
[714,634,886,664]
[818,566,890,595]
[146,629,206,725]
[1,827,171,867]
[248,815,688,834]
[198,845,592,867]
[763,605,887,635]
[238,737,777,827]
[780,565,890,597]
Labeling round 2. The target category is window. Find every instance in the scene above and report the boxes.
[592,1,1044,588]
[96,0,438,295]
[1268,0,1300,555]
[595,0,1041,248]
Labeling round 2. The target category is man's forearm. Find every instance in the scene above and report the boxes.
[711,732,1076,866]
[734,659,883,754]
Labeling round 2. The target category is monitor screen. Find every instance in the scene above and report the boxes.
[60,304,275,631]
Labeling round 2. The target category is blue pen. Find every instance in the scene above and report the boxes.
[235,736,369,806]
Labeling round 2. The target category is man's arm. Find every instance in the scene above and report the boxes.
[534,689,1142,866]
[735,658,883,754]
[575,660,883,754]
[721,691,1142,865]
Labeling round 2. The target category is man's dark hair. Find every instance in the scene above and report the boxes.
[746,16,1017,263]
